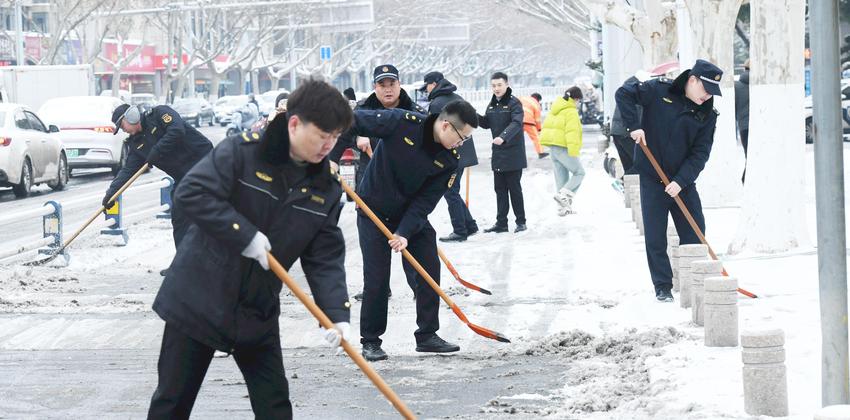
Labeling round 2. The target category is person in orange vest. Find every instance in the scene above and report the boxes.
[520,93,547,159]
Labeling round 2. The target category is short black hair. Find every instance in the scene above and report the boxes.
[491,72,508,82]
[531,93,542,102]
[440,99,478,128]
[342,87,356,102]
[286,79,352,132]
[566,86,583,100]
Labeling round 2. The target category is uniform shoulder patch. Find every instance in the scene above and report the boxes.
[662,97,673,104]
[161,113,173,123]
[433,160,445,168]
[447,173,457,188]
[403,136,415,146]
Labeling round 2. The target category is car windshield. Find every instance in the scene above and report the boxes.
[39,98,115,125]
[173,99,201,112]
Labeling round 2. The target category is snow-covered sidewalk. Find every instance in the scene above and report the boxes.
[0,130,827,418]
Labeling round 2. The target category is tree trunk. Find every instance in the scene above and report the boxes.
[111,69,122,97]
[681,0,745,207]
[729,0,807,253]
[209,72,222,101]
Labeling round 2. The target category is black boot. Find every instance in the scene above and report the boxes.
[362,342,388,361]
[514,224,527,233]
[416,334,460,353]
[656,289,674,303]
[483,224,508,233]
[439,233,467,242]
[159,269,168,277]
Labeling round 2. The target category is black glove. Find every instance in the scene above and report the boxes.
[102,194,116,210]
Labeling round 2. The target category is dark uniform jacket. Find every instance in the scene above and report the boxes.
[106,105,212,198]
[427,79,478,168]
[478,87,526,172]
[350,108,459,239]
[734,71,749,132]
[615,70,718,188]
[611,76,644,137]
[152,120,350,352]
[329,88,425,166]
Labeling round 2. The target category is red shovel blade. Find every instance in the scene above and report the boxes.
[468,322,511,343]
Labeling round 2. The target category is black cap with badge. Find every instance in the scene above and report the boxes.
[373,64,399,83]
[691,59,724,97]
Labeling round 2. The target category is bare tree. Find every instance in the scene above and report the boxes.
[96,15,150,97]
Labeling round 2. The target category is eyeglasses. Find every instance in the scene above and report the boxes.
[447,120,472,145]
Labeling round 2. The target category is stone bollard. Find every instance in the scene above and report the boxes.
[667,228,680,292]
[629,186,640,223]
[741,330,788,417]
[690,260,724,326]
[677,244,708,308]
[815,405,850,420]
[623,174,639,208]
[704,277,738,347]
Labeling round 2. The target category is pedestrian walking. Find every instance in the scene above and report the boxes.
[104,103,213,276]
[348,100,479,362]
[540,87,586,216]
[478,72,527,233]
[520,93,547,159]
[147,80,354,419]
[419,71,480,243]
[615,59,722,303]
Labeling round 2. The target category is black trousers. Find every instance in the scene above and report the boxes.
[493,170,526,227]
[740,129,749,183]
[357,214,440,346]
[612,135,635,175]
[443,167,478,236]
[148,323,292,420]
[639,175,706,293]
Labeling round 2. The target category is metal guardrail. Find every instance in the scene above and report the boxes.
[0,176,174,265]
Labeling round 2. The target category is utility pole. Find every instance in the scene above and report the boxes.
[14,0,24,66]
[811,0,850,407]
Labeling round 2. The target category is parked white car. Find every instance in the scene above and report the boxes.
[214,95,249,126]
[39,96,126,175]
[100,89,131,103]
[0,103,68,198]
[258,89,289,116]
[803,79,850,143]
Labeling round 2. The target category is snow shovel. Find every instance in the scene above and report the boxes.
[267,254,416,420]
[340,180,510,343]
[637,142,757,299]
[437,247,492,295]
[25,163,151,267]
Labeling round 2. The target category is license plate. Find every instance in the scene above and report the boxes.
[66,149,79,158]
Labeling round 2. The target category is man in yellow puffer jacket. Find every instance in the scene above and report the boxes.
[540,87,586,216]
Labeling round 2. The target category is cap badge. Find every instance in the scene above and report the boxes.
[382,66,389,72]
[714,74,721,81]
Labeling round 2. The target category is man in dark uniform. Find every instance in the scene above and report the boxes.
[147,80,354,419]
[330,64,425,301]
[615,59,722,302]
[419,71,480,242]
[478,72,527,233]
[105,103,213,275]
[350,100,479,361]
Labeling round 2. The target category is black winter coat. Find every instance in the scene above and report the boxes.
[351,109,459,239]
[106,105,212,198]
[153,119,350,352]
[615,70,718,188]
[427,79,478,168]
[478,87,526,172]
[329,88,425,166]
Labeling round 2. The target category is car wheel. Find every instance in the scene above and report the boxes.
[208,115,214,126]
[12,158,33,198]
[806,117,814,144]
[48,154,69,191]
[194,117,201,128]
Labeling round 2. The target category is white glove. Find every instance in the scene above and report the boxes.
[241,231,271,270]
[321,322,351,355]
